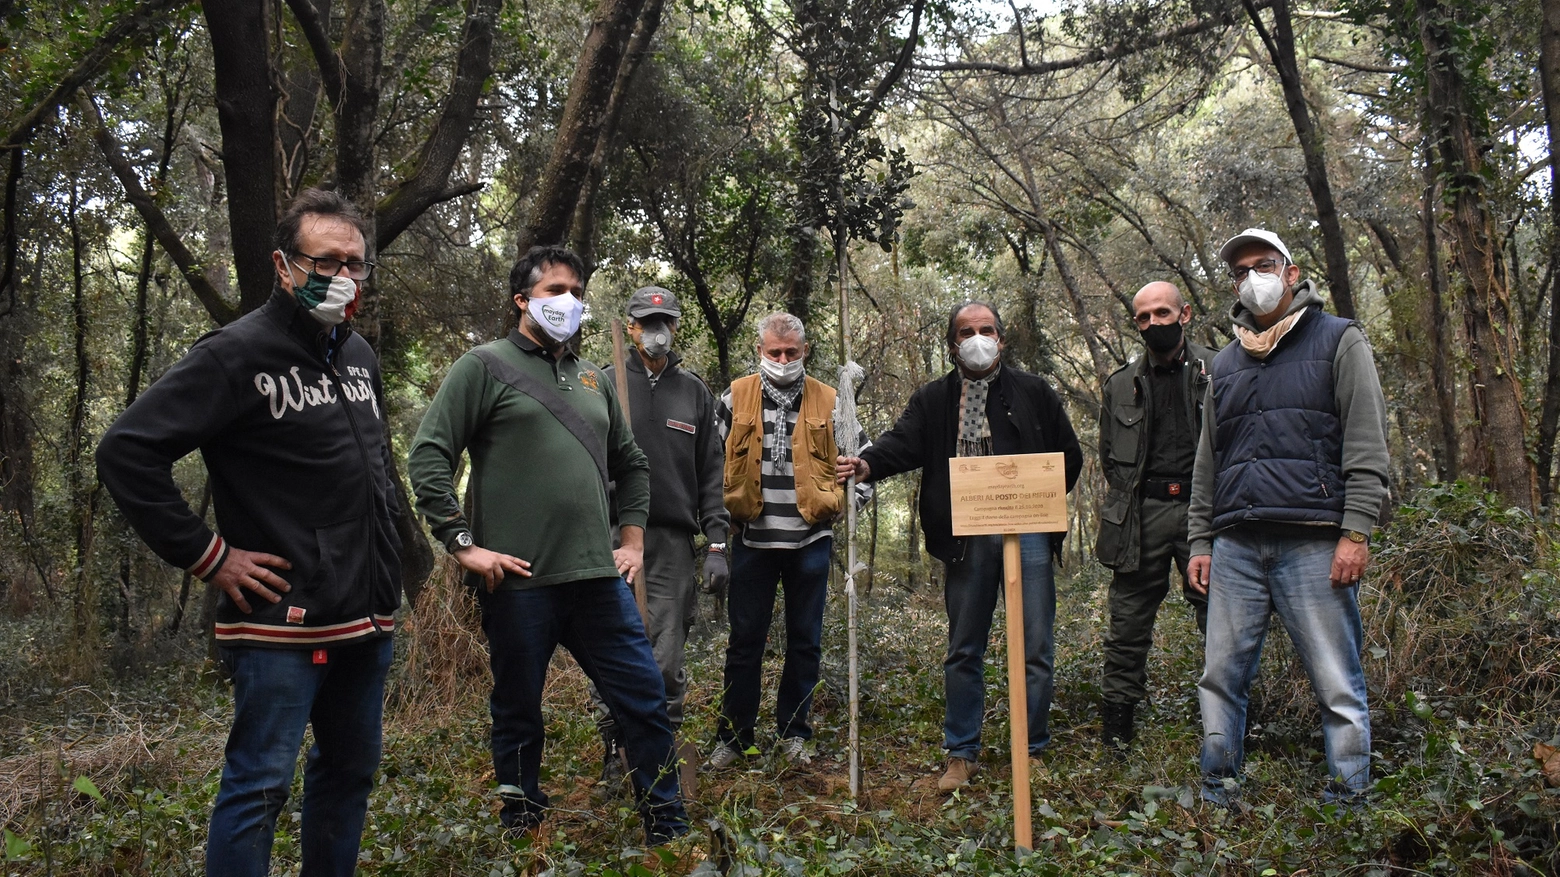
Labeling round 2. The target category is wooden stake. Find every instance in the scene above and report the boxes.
[609,318,649,627]
[1003,532,1032,853]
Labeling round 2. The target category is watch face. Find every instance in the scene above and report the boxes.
[455,532,473,548]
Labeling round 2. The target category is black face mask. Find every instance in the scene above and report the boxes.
[1140,321,1184,355]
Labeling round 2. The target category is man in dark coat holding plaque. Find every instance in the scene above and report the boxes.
[836,300,1082,792]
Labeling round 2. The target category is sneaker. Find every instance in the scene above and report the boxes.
[776,736,812,766]
[938,756,978,791]
[705,740,756,770]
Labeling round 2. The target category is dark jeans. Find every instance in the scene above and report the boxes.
[208,637,392,877]
[1102,497,1208,705]
[942,533,1054,760]
[478,577,688,844]
[716,536,832,748]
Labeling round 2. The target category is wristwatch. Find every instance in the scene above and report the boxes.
[1343,529,1370,545]
[448,530,474,552]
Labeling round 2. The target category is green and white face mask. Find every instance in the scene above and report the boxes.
[295,270,360,327]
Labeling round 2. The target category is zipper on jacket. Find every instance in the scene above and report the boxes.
[323,344,389,635]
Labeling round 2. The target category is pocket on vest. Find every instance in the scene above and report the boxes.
[1109,406,1143,464]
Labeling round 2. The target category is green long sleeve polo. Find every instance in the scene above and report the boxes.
[408,334,650,589]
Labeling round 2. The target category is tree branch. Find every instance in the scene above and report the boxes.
[283,0,345,107]
[375,0,500,251]
[4,0,185,148]
[917,1,1267,76]
[1311,53,1403,75]
[79,92,238,326]
[842,0,925,138]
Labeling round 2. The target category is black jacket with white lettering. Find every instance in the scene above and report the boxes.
[97,288,402,648]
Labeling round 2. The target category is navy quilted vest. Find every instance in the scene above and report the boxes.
[1210,307,1351,530]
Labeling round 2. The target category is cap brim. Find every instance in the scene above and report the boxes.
[628,306,681,319]
[1218,233,1292,263]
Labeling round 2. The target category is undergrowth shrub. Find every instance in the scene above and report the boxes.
[1250,481,1560,727]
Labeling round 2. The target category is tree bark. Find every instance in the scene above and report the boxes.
[1421,0,1535,510]
[1242,0,1355,319]
[1422,132,1459,481]
[201,0,281,314]
[1534,0,1560,503]
[517,0,649,255]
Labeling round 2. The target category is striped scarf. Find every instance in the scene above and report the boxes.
[957,366,1000,458]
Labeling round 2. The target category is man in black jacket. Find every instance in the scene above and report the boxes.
[592,286,730,786]
[836,301,1082,791]
[1095,281,1215,754]
[96,189,401,877]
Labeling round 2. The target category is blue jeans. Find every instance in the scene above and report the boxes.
[208,637,393,877]
[1198,527,1370,805]
[478,577,688,844]
[942,533,1054,760]
[716,536,831,747]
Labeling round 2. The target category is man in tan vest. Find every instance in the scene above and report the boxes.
[707,312,866,769]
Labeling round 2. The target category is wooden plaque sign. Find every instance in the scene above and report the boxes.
[948,452,1068,536]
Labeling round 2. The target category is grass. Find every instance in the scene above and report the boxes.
[3,485,1559,874]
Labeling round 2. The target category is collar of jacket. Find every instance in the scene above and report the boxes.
[263,286,355,363]
[624,348,682,377]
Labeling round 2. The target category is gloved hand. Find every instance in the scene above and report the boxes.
[703,548,729,597]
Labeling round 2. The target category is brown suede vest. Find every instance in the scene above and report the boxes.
[723,374,844,525]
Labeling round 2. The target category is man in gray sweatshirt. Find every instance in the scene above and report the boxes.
[1186,228,1389,807]
[594,286,730,789]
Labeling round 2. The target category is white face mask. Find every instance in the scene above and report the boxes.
[759,355,805,386]
[526,292,583,343]
[1238,265,1288,316]
[957,334,1000,372]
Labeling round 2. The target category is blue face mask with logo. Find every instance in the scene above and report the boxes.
[527,292,584,343]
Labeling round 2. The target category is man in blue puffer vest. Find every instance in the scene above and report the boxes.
[1186,228,1389,807]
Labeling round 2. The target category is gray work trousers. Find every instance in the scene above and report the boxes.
[593,525,698,739]
[1101,497,1208,706]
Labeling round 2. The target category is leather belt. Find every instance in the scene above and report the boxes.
[1144,477,1191,501]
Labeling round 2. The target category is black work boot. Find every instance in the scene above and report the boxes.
[1101,701,1137,757]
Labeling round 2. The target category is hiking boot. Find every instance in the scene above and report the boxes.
[776,736,812,766]
[705,740,757,770]
[1101,701,1136,756]
[937,756,978,791]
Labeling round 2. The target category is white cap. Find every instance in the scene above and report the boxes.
[1218,228,1293,264]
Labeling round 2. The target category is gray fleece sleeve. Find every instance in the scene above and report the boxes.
[1188,380,1217,557]
[1334,326,1391,534]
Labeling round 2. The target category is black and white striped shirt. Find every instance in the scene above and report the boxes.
[716,383,871,549]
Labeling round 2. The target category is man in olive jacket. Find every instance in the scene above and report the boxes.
[1095,281,1214,753]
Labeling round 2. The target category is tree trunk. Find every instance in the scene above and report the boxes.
[1421,132,1459,481]
[1421,0,1535,510]
[570,0,665,273]
[1534,0,1560,503]
[201,0,281,314]
[1242,0,1355,318]
[517,0,649,254]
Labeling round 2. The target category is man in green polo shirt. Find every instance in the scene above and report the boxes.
[407,245,688,845]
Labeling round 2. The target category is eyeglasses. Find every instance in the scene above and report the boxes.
[1228,259,1284,282]
[290,252,376,280]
